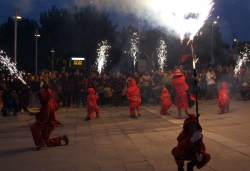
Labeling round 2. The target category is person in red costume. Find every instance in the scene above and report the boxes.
[29,88,69,151]
[47,88,63,126]
[126,79,141,118]
[85,88,100,121]
[171,70,194,118]
[160,87,172,115]
[218,82,230,114]
[172,114,211,171]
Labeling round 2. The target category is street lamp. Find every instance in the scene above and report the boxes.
[34,29,40,75]
[211,21,217,66]
[13,7,21,64]
[51,48,55,72]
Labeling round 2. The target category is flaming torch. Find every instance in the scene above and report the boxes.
[156,38,167,69]
[129,32,139,70]
[0,50,26,84]
[95,40,111,74]
[234,44,250,75]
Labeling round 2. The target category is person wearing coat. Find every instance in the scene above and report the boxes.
[85,88,100,121]
[171,70,195,118]
[218,82,230,114]
[172,114,211,171]
[160,87,172,115]
[126,79,141,118]
[29,88,69,150]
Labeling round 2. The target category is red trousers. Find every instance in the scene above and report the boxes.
[87,106,100,119]
[172,147,211,169]
[160,104,171,115]
[175,92,189,110]
[129,102,141,116]
[218,99,229,113]
[30,123,61,147]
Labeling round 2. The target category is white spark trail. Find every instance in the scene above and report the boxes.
[156,38,167,68]
[129,32,139,69]
[96,40,111,74]
[0,50,26,85]
[234,44,250,75]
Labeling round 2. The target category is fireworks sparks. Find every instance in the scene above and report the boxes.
[129,32,139,69]
[156,38,167,68]
[0,50,26,84]
[96,40,111,74]
[152,0,214,41]
[234,44,250,75]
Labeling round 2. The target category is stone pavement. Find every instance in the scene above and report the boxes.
[1,99,250,171]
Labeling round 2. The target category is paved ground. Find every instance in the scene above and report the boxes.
[1,99,250,171]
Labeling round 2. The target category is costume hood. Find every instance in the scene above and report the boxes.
[38,89,52,105]
[221,82,228,90]
[183,113,201,130]
[88,88,95,95]
[172,70,184,76]
[130,79,136,87]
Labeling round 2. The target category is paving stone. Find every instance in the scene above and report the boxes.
[1,99,250,170]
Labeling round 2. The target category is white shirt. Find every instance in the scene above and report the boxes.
[142,75,151,86]
[206,71,216,85]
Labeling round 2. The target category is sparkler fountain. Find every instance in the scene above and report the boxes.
[0,50,30,112]
[234,44,250,75]
[156,38,167,69]
[95,40,111,74]
[0,50,26,84]
[129,32,139,71]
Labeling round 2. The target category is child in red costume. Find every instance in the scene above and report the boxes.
[29,89,69,150]
[160,87,172,115]
[85,88,100,121]
[126,79,141,118]
[218,82,230,114]
[172,114,211,171]
[171,70,195,118]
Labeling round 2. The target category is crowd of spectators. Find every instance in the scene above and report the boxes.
[0,63,250,116]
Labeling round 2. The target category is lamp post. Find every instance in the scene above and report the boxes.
[13,7,21,64]
[211,21,217,66]
[34,29,40,75]
[51,48,55,72]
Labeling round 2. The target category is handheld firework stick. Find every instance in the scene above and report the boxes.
[178,0,214,156]
[190,41,202,156]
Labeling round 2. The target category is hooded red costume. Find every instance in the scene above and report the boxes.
[30,89,65,150]
[160,87,172,115]
[218,82,230,114]
[171,70,190,110]
[126,79,141,118]
[172,114,210,169]
[87,88,100,119]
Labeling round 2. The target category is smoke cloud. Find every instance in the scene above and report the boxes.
[72,0,214,40]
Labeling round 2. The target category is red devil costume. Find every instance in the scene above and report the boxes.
[172,114,211,171]
[218,82,230,114]
[85,88,100,120]
[160,87,172,115]
[171,70,195,118]
[126,79,141,118]
[29,89,68,150]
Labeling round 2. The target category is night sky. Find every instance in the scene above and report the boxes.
[0,0,249,47]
